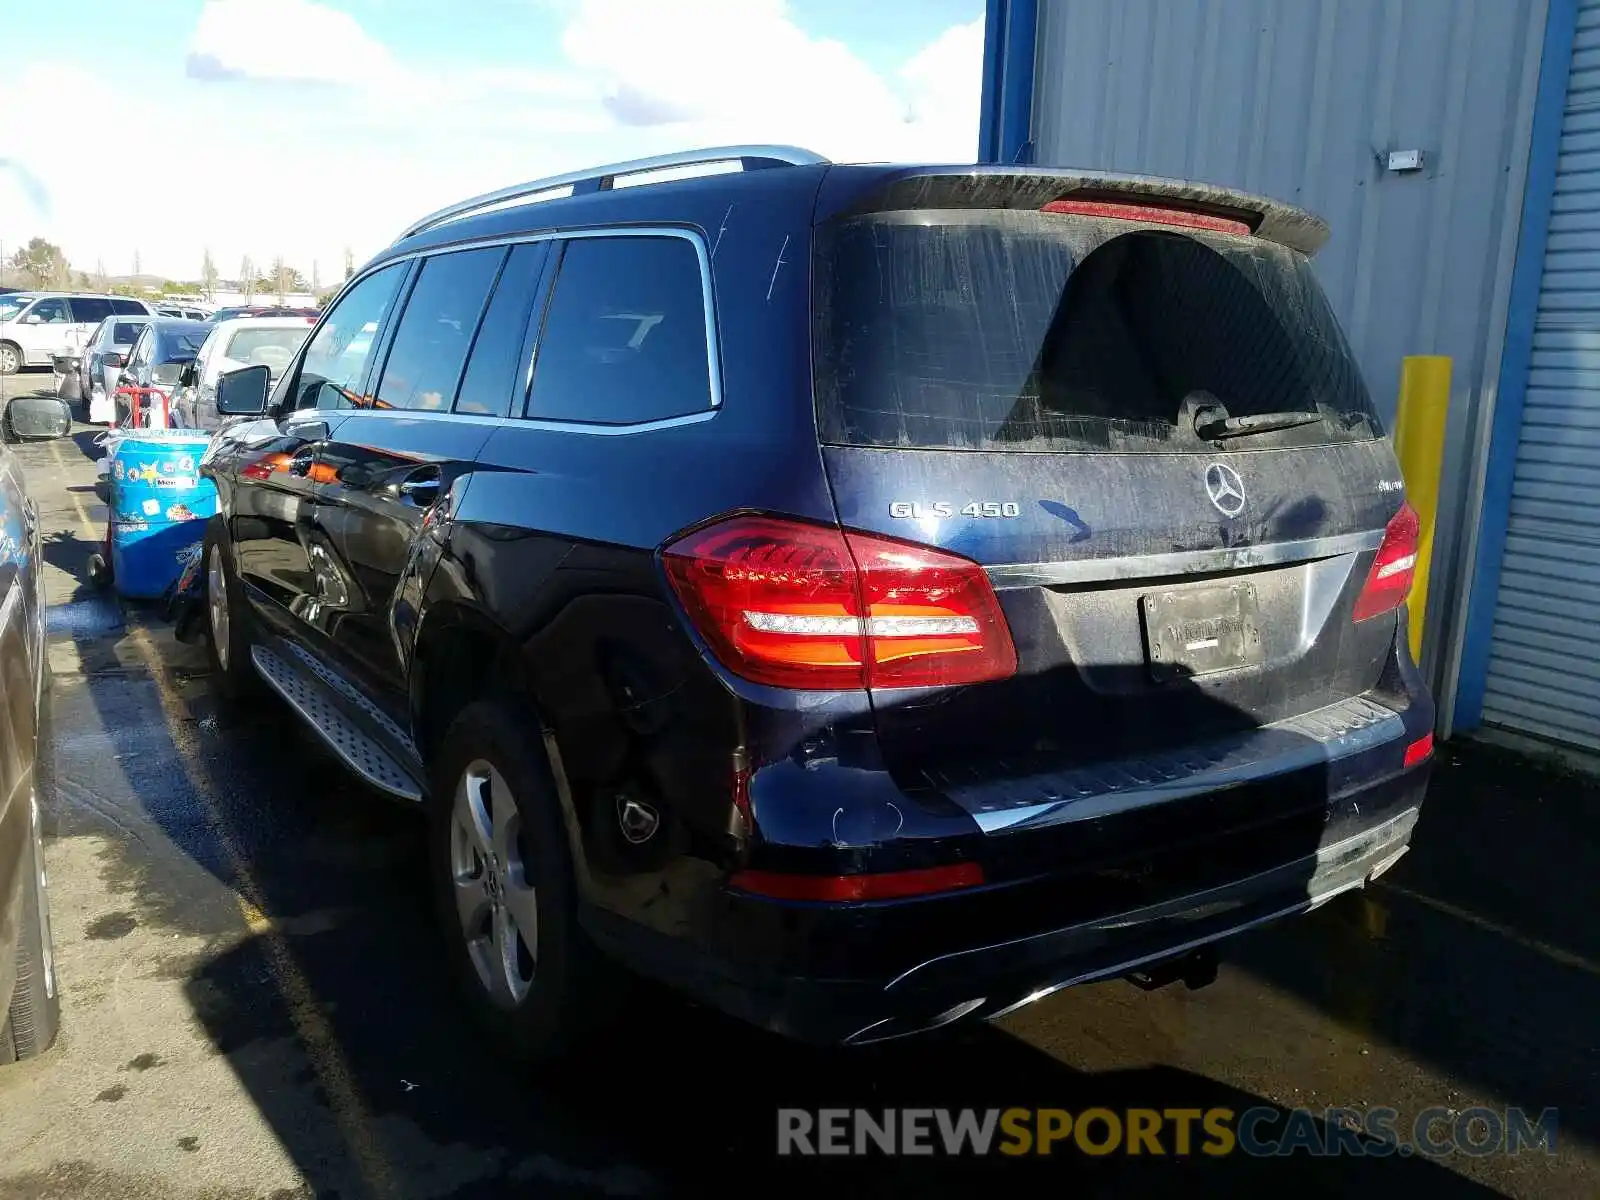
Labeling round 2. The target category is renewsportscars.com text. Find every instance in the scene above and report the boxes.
[777,1106,1558,1158]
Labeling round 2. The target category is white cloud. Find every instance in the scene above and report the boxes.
[559,0,980,162]
[185,0,400,86]
[4,1,984,279]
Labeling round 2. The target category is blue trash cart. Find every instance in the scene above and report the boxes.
[98,431,217,600]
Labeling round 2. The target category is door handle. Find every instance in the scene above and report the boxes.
[397,468,441,506]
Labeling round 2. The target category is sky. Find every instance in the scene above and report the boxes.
[0,0,985,282]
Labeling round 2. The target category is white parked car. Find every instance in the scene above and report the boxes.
[0,292,153,374]
[170,315,314,430]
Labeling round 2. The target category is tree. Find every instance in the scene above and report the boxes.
[94,257,108,289]
[201,248,219,302]
[311,260,321,292]
[132,249,141,276]
[240,255,256,303]
[75,271,89,289]
[343,246,354,280]
[8,237,68,288]
[269,257,304,304]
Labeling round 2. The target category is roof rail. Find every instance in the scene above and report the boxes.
[396,144,829,242]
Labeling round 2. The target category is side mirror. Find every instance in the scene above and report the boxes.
[216,364,271,415]
[22,313,42,325]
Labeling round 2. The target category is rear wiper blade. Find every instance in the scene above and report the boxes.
[1196,410,1324,440]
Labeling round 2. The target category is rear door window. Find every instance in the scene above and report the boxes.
[525,235,712,425]
[110,299,148,315]
[455,242,548,416]
[375,247,503,411]
[69,297,113,324]
[813,211,1381,453]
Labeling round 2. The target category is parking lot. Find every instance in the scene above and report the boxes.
[0,366,1597,1197]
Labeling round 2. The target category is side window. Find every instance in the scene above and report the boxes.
[69,297,113,325]
[525,236,713,425]
[129,330,153,368]
[292,263,407,410]
[110,299,147,315]
[375,247,503,411]
[455,242,548,416]
[28,298,70,324]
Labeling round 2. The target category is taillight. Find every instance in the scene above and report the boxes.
[1403,732,1434,769]
[1041,198,1253,235]
[661,514,1017,690]
[1353,503,1420,623]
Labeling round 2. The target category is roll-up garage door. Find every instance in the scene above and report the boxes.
[1481,0,1600,753]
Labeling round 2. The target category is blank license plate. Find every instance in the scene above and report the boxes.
[1141,583,1264,682]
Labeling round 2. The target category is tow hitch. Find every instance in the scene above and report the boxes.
[1125,947,1218,992]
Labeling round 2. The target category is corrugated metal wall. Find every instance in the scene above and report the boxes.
[1027,0,1547,693]
[1480,0,1600,752]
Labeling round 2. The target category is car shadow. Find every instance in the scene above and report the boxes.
[1229,737,1600,1150]
[66,427,108,463]
[186,920,1506,1197]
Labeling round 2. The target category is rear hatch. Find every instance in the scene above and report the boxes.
[810,173,1412,817]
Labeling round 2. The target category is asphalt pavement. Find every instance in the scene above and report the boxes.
[0,369,1596,1198]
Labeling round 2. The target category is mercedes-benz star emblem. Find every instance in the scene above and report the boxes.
[1204,463,1246,517]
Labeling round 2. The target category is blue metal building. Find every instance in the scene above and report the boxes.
[980,0,1599,758]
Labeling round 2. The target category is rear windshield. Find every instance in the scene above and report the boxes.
[812,210,1381,453]
[224,326,307,374]
[162,334,206,360]
[112,321,146,344]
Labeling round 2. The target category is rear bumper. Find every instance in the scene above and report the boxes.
[582,624,1436,1045]
[589,761,1429,1045]
[842,794,1422,1044]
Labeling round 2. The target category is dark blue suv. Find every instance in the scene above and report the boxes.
[199,146,1434,1055]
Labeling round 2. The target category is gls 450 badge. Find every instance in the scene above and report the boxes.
[889,501,1021,519]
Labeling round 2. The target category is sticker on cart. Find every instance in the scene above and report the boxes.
[166,503,194,522]
[142,498,161,516]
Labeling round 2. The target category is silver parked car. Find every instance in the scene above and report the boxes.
[0,438,59,1065]
[75,316,154,422]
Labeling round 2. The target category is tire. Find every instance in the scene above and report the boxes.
[429,700,616,1063]
[201,518,261,703]
[1,790,61,1064]
[0,343,19,377]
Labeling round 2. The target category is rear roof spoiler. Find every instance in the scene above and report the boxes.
[816,165,1330,256]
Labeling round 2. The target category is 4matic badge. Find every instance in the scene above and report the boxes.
[889,501,1021,519]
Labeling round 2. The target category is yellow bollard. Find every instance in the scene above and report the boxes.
[1392,356,1452,664]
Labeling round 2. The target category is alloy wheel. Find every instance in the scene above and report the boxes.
[450,760,539,1008]
[207,544,230,671]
